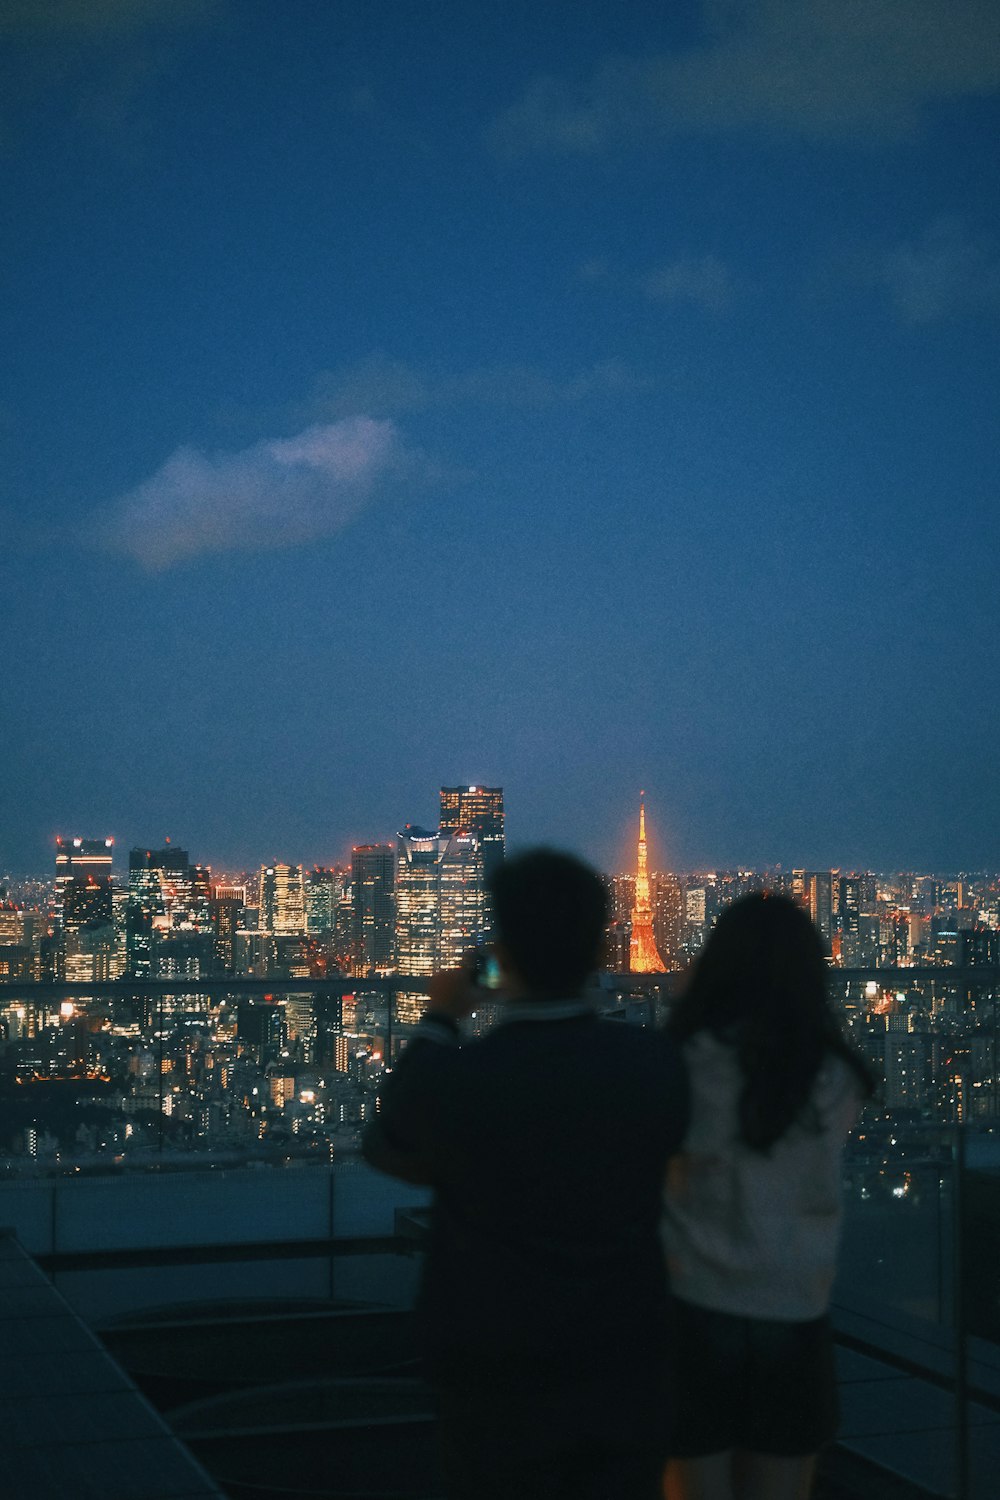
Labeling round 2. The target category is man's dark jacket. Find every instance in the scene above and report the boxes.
[364,1002,689,1415]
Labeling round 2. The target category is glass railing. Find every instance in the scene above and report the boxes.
[834,1121,1000,1499]
[0,1159,430,1324]
[0,1161,434,1500]
[5,968,1000,1496]
[7,1143,999,1498]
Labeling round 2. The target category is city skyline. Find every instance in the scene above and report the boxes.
[2,783,997,1173]
[4,821,999,885]
[3,3,998,875]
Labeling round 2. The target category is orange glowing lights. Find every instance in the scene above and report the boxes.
[630,795,665,974]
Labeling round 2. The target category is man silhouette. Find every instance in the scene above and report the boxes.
[363,848,689,1499]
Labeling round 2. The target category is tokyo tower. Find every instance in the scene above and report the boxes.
[630,794,665,973]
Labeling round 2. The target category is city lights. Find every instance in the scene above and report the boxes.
[0,796,997,1171]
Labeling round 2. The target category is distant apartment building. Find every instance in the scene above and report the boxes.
[884,1032,929,1112]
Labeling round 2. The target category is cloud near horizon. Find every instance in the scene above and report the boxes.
[491,0,1000,154]
[96,416,406,570]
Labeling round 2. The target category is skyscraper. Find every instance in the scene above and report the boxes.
[438,833,487,966]
[125,844,191,977]
[188,865,213,930]
[55,837,114,931]
[126,848,166,978]
[305,866,342,936]
[61,874,114,932]
[396,826,486,976]
[796,870,834,947]
[629,796,665,973]
[439,786,504,885]
[395,828,448,979]
[258,864,306,935]
[210,886,244,975]
[652,871,683,970]
[56,839,117,984]
[351,844,395,975]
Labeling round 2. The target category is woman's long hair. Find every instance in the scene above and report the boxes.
[668,892,873,1150]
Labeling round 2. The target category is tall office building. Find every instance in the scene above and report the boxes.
[652,871,683,970]
[439,786,504,885]
[797,871,834,947]
[305,867,341,937]
[126,849,165,978]
[438,833,487,966]
[839,875,863,965]
[351,845,395,975]
[55,837,114,930]
[629,797,665,973]
[153,844,193,930]
[188,865,213,930]
[62,874,114,932]
[125,845,191,977]
[258,864,306,935]
[396,826,486,977]
[236,999,287,1062]
[56,836,116,985]
[396,829,447,979]
[210,886,245,975]
[0,904,25,944]
[608,874,636,924]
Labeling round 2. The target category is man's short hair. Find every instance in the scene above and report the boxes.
[488,848,608,997]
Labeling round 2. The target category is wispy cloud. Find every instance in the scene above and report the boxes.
[877,219,1000,324]
[304,353,645,422]
[642,255,734,312]
[95,417,409,570]
[580,255,735,314]
[0,0,221,151]
[491,0,1000,154]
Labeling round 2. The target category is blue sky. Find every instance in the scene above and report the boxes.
[2,0,999,875]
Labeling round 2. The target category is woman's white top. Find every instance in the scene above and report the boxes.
[662,1032,859,1322]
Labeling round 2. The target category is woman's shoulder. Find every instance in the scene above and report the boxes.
[681,1029,738,1075]
[682,1028,734,1058]
[679,1032,742,1122]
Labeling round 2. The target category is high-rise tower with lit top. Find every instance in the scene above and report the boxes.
[439,786,504,884]
[630,795,665,973]
[55,837,114,930]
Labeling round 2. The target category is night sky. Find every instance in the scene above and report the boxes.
[3,1,999,877]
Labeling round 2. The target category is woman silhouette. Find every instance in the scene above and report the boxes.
[663,893,872,1500]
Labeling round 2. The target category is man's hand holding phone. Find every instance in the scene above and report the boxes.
[425,949,503,1022]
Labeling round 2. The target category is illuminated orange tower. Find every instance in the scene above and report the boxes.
[630,794,665,973]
